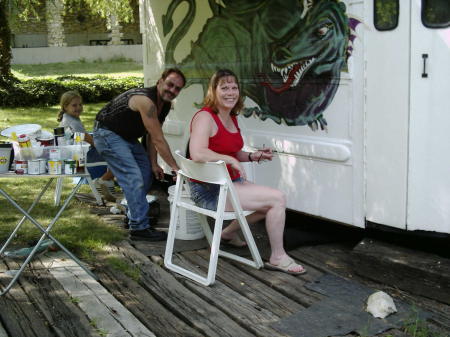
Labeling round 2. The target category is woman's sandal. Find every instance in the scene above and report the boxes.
[221,235,247,248]
[264,255,307,275]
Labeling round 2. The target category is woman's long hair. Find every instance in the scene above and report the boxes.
[57,91,82,122]
[203,69,244,116]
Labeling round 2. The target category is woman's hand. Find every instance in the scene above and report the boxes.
[230,158,247,180]
[251,148,273,163]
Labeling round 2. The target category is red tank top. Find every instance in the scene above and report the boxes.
[191,107,244,180]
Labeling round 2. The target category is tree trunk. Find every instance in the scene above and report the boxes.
[46,0,66,47]
[0,0,13,80]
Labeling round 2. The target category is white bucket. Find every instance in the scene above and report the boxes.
[0,144,13,173]
[168,185,204,240]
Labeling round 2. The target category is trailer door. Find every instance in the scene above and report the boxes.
[407,1,450,232]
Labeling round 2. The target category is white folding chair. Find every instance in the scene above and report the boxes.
[164,150,263,286]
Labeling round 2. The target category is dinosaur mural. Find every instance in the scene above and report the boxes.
[163,0,358,130]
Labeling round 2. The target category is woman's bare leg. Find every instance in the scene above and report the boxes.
[221,211,265,240]
[227,181,303,272]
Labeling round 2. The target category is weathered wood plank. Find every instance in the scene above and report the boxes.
[117,241,255,337]
[230,258,324,307]
[42,254,155,337]
[172,254,287,337]
[289,244,355,279]
[0,261,55,337]
[184,249,303,316]
[17,258,101,337]
[352,238,450,305]
[96,246,204,337]
[131,238,208,256]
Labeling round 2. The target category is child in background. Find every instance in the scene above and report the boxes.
[57,91,117,201]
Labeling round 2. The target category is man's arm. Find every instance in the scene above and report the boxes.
[129,95,179,171]
[146,132,164,180]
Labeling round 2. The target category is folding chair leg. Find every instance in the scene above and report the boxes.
[165,179,228,286]
[198,214,213,244]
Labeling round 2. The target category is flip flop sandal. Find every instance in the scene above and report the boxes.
[264,255,307,275]
[221,235,247,248]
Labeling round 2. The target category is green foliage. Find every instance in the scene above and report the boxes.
[0,75,143,107]
[374,0,398,30]
[65,0,135,23]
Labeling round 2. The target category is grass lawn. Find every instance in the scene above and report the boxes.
[0,61,134,260]
[11,57,144,79]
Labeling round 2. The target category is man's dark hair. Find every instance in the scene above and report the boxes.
[161,68,186,87]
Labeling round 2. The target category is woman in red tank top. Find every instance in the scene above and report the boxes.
[189,69,306,275]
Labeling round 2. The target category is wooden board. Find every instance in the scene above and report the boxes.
[183,249,303,316]
[96,244,205,337]
[352,238,450,305]
[117,242,256,337]
[0,261,57,337]
[40,253,155,337]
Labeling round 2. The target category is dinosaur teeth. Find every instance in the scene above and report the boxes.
[270,58,315,86]
[291,57,315,87]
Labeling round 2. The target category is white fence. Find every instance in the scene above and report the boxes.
[11,45,143,64]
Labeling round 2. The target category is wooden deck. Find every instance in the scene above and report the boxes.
[1,188,449,337]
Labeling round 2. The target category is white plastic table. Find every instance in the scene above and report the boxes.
[0,171,98,296]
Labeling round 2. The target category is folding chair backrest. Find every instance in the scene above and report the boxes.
[175,150,230,185]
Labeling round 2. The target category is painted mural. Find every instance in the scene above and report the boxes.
[163,0,359,131]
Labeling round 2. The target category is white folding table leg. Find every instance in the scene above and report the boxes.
[0,178,97,296]
[84,175,103,205]
[0,179,53,256]
[54,177,63,206]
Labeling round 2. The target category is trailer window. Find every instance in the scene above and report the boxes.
[374,0,399,31]
[422,0,450,28]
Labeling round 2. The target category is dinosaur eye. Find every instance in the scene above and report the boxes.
[316,25,330,37]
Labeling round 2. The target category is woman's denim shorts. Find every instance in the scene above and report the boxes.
[188,181,219,211]
[188,178,244,211]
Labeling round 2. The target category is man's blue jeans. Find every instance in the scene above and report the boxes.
[93,127,152,230]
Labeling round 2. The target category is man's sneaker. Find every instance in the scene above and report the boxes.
[129,228,167,241]
[93,178,116,202]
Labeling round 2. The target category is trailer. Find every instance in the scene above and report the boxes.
[139,0,450,234]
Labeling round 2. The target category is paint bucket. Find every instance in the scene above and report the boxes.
[14,160,28,175]
[48,160,62,175]
[28,159,41,175]
[49,148,61,160]
[167,185,204,240]
[38,159,47,174]
[36,130,54,147]
[0,143,12,173]
[64,159,77,175]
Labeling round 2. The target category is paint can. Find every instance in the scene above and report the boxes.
[38,159,47,174]
[15,160,28,175]
[0,143,12,173]
[48,160,62,175]
[73,132,84,145]
[64,159,77,175]
[49,148,61,160]
[17,134,31,148]
[53,127,66,146]
[28,159,41,175]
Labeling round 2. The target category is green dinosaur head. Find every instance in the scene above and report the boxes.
[259,0,350,129]
[163,0,353,130]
